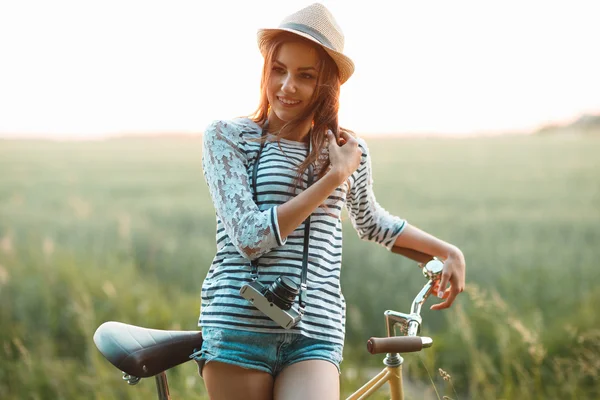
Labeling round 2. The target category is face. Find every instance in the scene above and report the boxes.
[266,40,320,131]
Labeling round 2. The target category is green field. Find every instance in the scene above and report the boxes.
[1,134,599,399]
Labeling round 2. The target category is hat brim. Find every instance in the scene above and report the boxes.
[257,28,355,85]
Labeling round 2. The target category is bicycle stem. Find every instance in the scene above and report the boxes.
[385,259,444,338]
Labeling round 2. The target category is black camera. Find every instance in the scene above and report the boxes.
[239,276,304,329]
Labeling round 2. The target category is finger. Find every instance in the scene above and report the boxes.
[326,130,337,146]
[441,287,451,299]
[430,300,449,310]
[430,289,458,310]
[450,271,464,294]
[339,130,357,144]
[432,281,447,298]
[437,273,450,299]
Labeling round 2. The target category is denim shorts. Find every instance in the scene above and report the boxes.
[191,326,343,377]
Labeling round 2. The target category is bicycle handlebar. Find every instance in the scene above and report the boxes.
[367,336,433,354]
[370,258,444,356]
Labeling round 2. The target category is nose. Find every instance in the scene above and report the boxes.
[281,73,297,94]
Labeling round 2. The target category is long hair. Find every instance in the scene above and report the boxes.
[250,31,354,181]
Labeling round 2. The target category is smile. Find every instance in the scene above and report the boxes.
[278,96,301,106]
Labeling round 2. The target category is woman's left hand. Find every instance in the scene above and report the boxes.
[430,247,466,310]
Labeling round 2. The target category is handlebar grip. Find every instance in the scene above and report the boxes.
[367,336,430,354]
[390,246,434,264]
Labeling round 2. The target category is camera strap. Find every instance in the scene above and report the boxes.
[250,122,313,314]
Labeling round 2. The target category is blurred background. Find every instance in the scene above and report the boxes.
[1,1,599,399]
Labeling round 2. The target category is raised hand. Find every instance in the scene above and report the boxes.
[326,130,362,182]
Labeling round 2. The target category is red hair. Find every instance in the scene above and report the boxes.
[250,31,354,181]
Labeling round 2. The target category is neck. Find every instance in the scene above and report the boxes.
[266,112,313,143]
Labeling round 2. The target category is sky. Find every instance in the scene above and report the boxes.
[1,0,599,138]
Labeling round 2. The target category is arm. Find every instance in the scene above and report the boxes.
[343,136,466,309]
[393,224,466,310]
[277,169,347,238]
[203,124,361,258]
[277,130,363,239]
[202,120,286,260]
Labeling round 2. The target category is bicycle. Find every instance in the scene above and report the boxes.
[93,247,443,400]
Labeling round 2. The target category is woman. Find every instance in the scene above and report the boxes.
[195,3,466,399]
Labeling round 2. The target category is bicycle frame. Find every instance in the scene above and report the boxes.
[152,372,170,400]
[347,359,405,400]
[94,258,442,400]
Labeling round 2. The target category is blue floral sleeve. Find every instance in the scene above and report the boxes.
[202,120,286,259]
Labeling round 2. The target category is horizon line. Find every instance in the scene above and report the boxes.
[2,111,597,141]
[0,128,535,142]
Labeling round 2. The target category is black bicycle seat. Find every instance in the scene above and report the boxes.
[93,321,203,378]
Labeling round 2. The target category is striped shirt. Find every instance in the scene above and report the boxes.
[199,117,406,346]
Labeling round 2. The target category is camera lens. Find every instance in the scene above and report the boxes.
[266,276,299,310]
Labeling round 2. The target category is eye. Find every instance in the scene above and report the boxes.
[272,66,285,74]
[301,73,315,80]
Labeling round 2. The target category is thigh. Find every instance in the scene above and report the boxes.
[193,327,278,376]
[204,361,274,400]
[273,360,339,400]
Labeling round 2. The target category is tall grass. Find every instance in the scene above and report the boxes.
[1,134,599,399]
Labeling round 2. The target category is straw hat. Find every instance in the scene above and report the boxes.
[257,3,355,84]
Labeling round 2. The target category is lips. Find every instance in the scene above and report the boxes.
[277,96,301,106]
